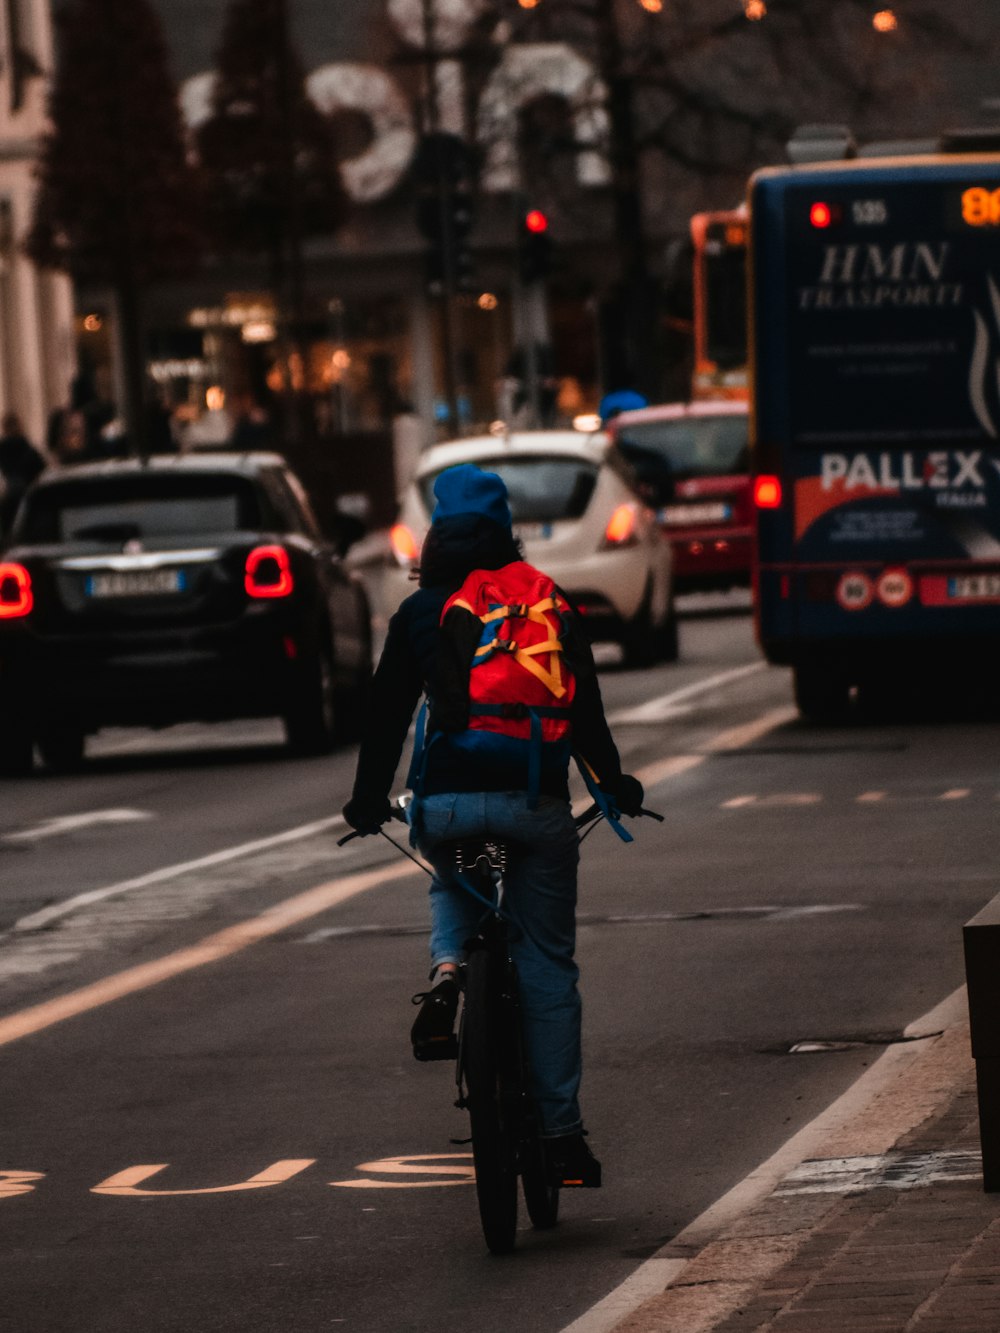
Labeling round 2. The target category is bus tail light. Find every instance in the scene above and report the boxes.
[390,523,420,565]
[753,475,783,509]
[0,563,33,618]
[245,545,294,598]
[602,503,639,547]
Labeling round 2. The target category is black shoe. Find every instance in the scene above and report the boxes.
[410,978,459,1061]
[545,1132,602,1188]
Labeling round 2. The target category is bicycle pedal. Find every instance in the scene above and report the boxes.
[412,1035,459,1062]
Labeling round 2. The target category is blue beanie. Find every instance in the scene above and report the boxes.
[431,464,512,529]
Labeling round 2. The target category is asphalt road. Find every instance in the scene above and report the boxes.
[1,597,994,1332]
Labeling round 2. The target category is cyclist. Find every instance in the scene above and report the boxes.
[343,464,644,1188]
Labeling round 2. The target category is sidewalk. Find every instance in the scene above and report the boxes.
[616,1006,1000,1332]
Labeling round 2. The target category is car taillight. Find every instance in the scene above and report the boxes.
[245,545,294,598]
[602,503,639,547]
[753,475,783,509]
[390,523,420,565]
[0,563,32,618]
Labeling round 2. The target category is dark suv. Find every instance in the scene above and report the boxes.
[0,453,371,774]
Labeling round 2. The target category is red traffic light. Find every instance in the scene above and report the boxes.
[524,209,549,234]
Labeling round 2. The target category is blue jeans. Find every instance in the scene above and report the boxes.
[413,791,583,1137]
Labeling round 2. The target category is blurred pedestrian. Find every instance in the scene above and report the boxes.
[0,412,45,540]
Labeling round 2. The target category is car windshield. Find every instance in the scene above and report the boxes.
[421,457,598,524]
[17,474,263,545]
[615,415,749,483]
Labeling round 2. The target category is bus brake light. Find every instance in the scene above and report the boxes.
[753,476,783,509]
[810,201,834,229]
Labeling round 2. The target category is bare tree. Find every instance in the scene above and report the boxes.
[28,0,204,460]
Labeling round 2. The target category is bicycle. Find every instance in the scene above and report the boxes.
[340,798,662,1255]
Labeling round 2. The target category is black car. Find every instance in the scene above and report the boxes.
[0,453,372,774]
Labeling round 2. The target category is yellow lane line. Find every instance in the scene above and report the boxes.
[0,860,418,1049]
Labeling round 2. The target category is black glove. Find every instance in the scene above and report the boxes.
[343,795,391,835]
[602,773,644,817]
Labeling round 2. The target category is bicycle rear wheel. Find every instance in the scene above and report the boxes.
[520,1131,560,1229]
[462,947,519,1255]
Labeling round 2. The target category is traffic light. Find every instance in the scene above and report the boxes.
[518,208,552,283]
[414,132,477,296]
[417,189,476,295]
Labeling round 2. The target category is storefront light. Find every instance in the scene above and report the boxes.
[83,313,103,332]
[477,292,499,311]
[205,386,226,412]
[242,320,276,344]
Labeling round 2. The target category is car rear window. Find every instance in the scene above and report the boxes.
[420,457,598,524]
[615,415,749,482]
[18,474,263,545]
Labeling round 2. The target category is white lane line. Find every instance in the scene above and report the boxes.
[940,788,971,801]
[6,813,347,934]
[3,809,153,845]
[0,860,420,1047]
[607,661,766,724]
[557,986,969,1333]
[857,790,887,803]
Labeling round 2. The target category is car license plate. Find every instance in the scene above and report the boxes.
[659,502,731,526]
[86,569,185,598]
[947,574,1000,601]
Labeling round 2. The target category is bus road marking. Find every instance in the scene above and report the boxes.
[92,1160,317,1197]
[330,1154,475,1189]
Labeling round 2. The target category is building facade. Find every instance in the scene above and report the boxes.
[0,0,74,446]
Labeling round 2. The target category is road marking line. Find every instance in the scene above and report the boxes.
[721,795,757,808]
[633,753,704,788]
[774,1149,981,1196]
[7,812,349,935]
[940,788,971,801]
[857,790,887,803]
[702,705,797,751]
[0,860,418,1048]
[607,661,766,724]
[3,809,153,845]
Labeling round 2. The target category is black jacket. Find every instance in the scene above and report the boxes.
[350,516,624,807]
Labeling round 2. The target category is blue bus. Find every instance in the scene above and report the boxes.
[750,153,1000,719]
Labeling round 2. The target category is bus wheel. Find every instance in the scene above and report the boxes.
[793,663,850,724]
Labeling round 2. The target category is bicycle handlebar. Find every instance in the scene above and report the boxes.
[337,804,408,847]
[339,801,663,845]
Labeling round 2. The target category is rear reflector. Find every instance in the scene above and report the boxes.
[245,545,294,598]
[603,503,638,546]
[753,475,783,509]
[0,563,32,618]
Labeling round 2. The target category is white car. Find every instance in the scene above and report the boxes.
[385,429,677,666]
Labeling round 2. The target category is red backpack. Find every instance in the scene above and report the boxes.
[418,561,576,801]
